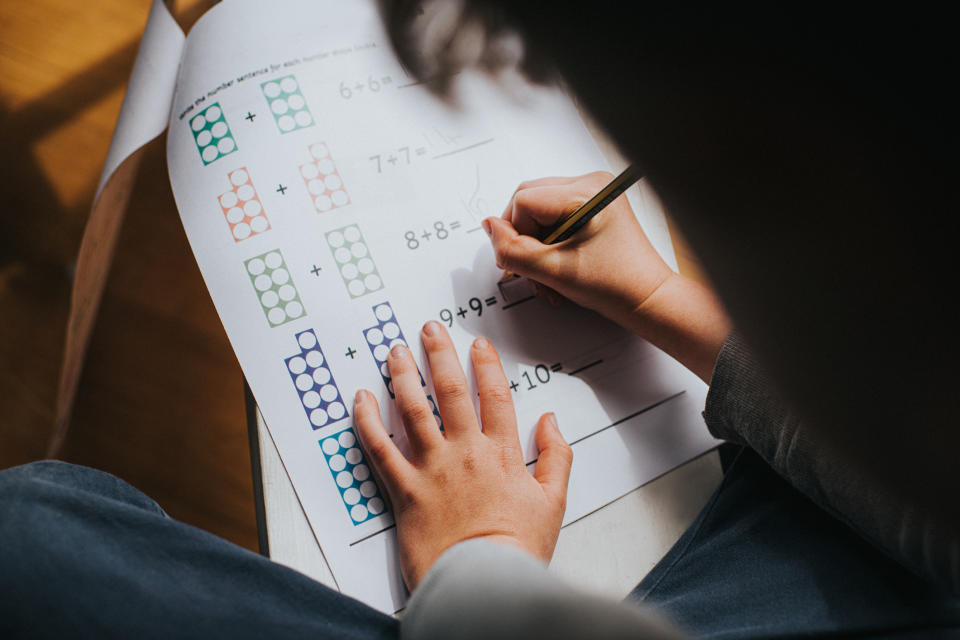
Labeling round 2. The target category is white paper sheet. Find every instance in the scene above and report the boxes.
[166,0,718,612]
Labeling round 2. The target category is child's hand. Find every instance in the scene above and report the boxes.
[484,172,675,329]
[353,322,572,591]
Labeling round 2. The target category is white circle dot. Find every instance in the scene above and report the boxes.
[357,258,374,274]
[344,226,361,242]
[352,464,370,481]
[347,280,365,296]
[338,430,356,448]
[380,362,389,377]
[331,190,348,205]
[350,504,368,522]
[260,290,279,307]
[367,497,384,515]
[280,77,298,93]
[308,179,325,195]
[359,480,377,498]
[254,274,272,291]
[302,390,320,408]
[288,94,305,110]
[305,350,323,367]
[317,158,335,174]
[295,373,313,391]
[321,438,339,455]
[217,137,235,154]
[196,130,212,146]
[233,223,251,240]
[265,252,282,268]
[271,268,290,285]
[314,195,332,211]
[268,307,286,324]
[211,121,228,138]
[389,339,406,350]
[311,143,328,159]
[337,470,354,488]
[327,402,345,419]
[288,357,306,374]
[373,344,389,361]
[320,384,338,402]
[205,105,221,120]
[271,98,289,115]
[301,163,319,179]
[350,242,368,259]
[343,487,361,505]
[327,231,344,248]
[382,323,400,340]
[310,408,328,427]
[298,332,317,349]
[295,110,312,127]
[227,206,245,222]
[220,192,238,208]
[387,381,394,395]
[278,284,296,301]
[263,82,281,98]
[341,263,358,279]
[250,216,269,232]
[191,114,206,131]
[237,184,254,201]
[328,454,346,472]
[278,115,295,131]
[375,304,393,321]
[334,247,351,264]
[230,169,249,185]
[247,258,265,275]
[365,328,383,345]
[345,447,362,465]
[324,174,342,190]
[243,200,262,217]
[364,274,382,290]
[285,301,303,318]
[312,367,331,385]
[202,146,218,162]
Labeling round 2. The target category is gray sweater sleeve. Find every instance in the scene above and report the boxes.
[401,539,685,640]
[703,332,959,594]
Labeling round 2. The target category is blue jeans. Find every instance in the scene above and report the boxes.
[1,453,957,638]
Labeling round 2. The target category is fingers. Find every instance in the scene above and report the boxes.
[421,321,478,436]
[532,412,573,507]
[483,216,560,284]
[388,344,444,454]
[353,389,413,493]
[470,338,518,441]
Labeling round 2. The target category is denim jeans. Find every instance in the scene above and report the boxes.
[1,452,957,638]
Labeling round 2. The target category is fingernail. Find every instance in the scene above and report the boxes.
[355,389,367,405]
[473,337,489,350]
[481,218,493,236]
[391,343,408,358]
[546,412,558,427]
[423,320,440,336]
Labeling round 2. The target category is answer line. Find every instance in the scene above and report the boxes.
[349,524,396,547]
[568,359,603,376]
[466,226,483,233]
[432,138,495,159]
[502,295,535,310]
[397,80,425,89]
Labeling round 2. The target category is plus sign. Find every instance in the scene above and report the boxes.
[509,380,519,392]
[344,347,357,359]
[387,155,397,165]
[276,184,287,195]
[355,83,364,91]
[244,111,256,122]
[456,307,467,318]
[310,265,322,276]
[421,229,432,241]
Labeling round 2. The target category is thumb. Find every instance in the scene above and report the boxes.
[533,412,573,507]
[483,216,556,281]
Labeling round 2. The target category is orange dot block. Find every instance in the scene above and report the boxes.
[219,167,271,242]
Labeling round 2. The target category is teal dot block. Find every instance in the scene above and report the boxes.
[244,249,306,327]
[319,428,387,525]
[189,102,238,165]
[261,75,315,134]
[325,224,384,298]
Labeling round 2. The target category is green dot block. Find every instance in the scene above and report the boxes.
[190,102,238,165]
[244,249,306,327]
[261,75,315,134]
[325,224,384,299]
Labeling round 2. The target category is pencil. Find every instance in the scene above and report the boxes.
[500,164,642,281]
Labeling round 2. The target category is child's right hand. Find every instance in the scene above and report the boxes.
[483,172,674,330]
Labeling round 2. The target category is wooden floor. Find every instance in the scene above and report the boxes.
[0,0,706,554]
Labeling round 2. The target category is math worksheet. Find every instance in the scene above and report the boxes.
[166,0,717,612]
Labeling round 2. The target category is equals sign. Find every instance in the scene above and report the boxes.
[381,76,393,84]
[550,363,562,373]
[450,220,462,230]
[485,296,498,306]
[415,147,427,156]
